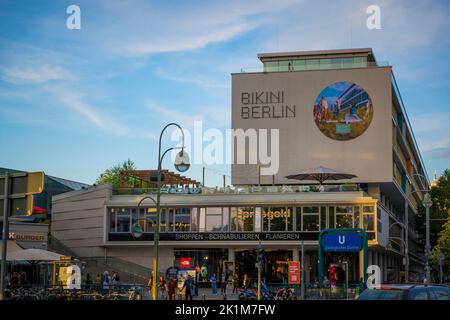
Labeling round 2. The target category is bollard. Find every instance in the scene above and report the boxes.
[223,294,227,300]
[202,294,206,300]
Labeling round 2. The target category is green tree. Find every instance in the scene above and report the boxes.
[95,159,137,187]
[415,169,450,249]
[432,217,450,277]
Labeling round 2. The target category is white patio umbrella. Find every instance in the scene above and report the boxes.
[6,248,64,261]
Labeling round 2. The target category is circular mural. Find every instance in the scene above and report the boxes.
[313,82,373,140]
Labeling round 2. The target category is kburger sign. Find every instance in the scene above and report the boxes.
[240,91,296,119]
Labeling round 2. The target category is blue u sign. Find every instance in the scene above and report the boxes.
[323,233,361,252]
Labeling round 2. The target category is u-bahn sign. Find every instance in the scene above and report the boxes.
[323,233,362,252]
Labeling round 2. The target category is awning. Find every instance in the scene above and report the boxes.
[4,248,64,261]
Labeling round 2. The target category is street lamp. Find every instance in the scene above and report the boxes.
[150,123,190,300]
[422,192,433,284]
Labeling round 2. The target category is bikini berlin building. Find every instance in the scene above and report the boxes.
[51,48,429,285]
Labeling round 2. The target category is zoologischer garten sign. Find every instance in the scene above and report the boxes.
[323,233,362,252]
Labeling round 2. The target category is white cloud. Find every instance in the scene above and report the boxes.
[410,113,450,133]
[0,65,74,84]
[155,68,229,89]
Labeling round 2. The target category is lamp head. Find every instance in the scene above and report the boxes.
[174,149,190,172]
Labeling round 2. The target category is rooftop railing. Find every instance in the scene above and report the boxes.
[239,61,389,73]
[112,183,363,196]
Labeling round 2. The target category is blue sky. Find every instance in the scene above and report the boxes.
[1,0,450,186]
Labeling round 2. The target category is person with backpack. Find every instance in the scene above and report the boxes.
[182,275,195,300]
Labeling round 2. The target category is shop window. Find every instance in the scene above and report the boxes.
[320,207,327,229]
[262,207,292,231]
[109,209,116,232]
[131,208,145,232]
[190,208,199,232]
[354,206,361,228]
[230,207,254,232]
[363,205,375,232]
[302,207,319,231]
[205,207,227,232]
[295,207,301,231]
[145,208,157,233]
[160,208,168,232]
[174,208,191,232]
[335,206,354,228]
[116,208,131,233]
[328,207,335,229]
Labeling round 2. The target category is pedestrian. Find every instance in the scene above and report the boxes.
[95,273,101,290]
[210,273,218,294]
[102,271,111,290]
[85,273,93,290]
[232,274,239,294]
[112,271,120,288]
[242,273,249,290]
[147,273,154,298]
[182,275,194,300]
[158,276,167,299]
[167,277,177,300]
[221,273,227,295]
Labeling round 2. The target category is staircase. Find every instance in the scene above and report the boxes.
[48,236,152,284]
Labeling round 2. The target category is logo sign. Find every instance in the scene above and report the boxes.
[180,258,191,269]
[288,261,300,284]
[323,233,361,252]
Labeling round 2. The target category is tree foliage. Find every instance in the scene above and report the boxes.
[415,169,450,248]
[95,159,137,187]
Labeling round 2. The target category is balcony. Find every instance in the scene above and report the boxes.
[112,183,363,196]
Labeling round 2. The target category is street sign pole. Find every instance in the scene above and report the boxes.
[0,172,9,300]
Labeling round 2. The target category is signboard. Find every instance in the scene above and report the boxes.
[323,233,361,252]
[288,261,300,284]
[166,266,179,280]
[180,258,191,269]
[108,232,320,242]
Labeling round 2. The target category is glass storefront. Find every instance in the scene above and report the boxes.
[108,204,376,235]
[174,249,228,283]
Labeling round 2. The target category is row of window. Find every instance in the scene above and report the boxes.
[109,205,376,237]
[263,57,368,72]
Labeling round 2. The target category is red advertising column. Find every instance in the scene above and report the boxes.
[288,261,301,284]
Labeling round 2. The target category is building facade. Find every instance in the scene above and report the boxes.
[51,49,428,285]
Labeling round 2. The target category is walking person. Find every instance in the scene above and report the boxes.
[221,272,227,295]
[147,273,153,299]
[210,273,218,295]
[232,274,239,294]
[182,275,195,300]
[158,276,167,299]
[102,271,111,290]
[167,277,177,300]
[112,271,120,289]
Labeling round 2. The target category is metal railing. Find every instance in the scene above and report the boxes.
[113,184,363,196]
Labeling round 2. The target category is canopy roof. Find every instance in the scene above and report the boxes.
[285,166,357,185]
[3,248,64,261]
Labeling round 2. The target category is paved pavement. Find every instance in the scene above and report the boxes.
[154,288,241,300]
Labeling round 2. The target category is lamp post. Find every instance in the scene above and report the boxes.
[140,123,190,300]
[422,192,432,283]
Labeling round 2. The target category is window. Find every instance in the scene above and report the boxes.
[302,207,319,231]
[230,207,254,232]
[331,58,342,68]
[342,58,353,68]
[320,207,327,229]
[306,59,319,70]
[295,207,301,231]
[293,59,306,71]
[262,207,292,231]
[264,61,278,72]
[160,208,168,232]
[145,207,157,233]
[205,207,225,231]
[278,60,292,71]
[329,207,335,229]
[131,208,145,232]
[319,59,332,70]
[116,208,130,232]
[363,206,375,231]
[190,208,199,231]
[174,208,191,232]
[353,57,367,67]
[335,206,354,228]
[109,209,116,232]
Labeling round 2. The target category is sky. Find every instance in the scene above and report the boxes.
[0,0,449,186]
